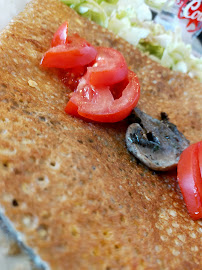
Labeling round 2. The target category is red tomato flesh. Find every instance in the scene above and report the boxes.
[177,142,202,220]
[51,21,68,47]
[59,66,87,92]
[88,47,128,86]
[65,70,140,123]
[195,142,202,200]
[198,141,202,179]
[41,34,97,69]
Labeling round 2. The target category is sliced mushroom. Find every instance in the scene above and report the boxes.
[126,108,190,171]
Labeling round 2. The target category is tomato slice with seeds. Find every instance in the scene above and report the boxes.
[177,142,202,220]
[59,66,87,92]
[65,70,140,123]
[88,47,128,86]
[51,21,68,47]
[41,34,97,69]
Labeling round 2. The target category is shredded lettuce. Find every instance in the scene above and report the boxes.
[144,0,174,10]
[61,0,202,81]
[61,0,81,8]
[138,41,164,59]
[75,0,108,27]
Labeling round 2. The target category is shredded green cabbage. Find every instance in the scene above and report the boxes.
[61,0,202,81]
[145,0,174,10]
[75,0,108,27]
[138,41,164,59]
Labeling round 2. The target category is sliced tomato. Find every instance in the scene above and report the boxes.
[177,142,202,220]
[65,70,140,123]
[195,142,202,200]
[88,47,128,86]
[51,21,68,47]
[198,141,202,179]
[41,34,97,69]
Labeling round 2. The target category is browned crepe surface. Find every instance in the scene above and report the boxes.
[0,0,201,269]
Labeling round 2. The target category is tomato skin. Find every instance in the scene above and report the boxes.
[177,142,202,220]
[65,70,140,123]
[41,35,97,69]
[65,99,80,118]
[88,47,128,86]
[51,21,68,47]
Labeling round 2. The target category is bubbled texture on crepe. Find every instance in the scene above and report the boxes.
[0,0,201,269]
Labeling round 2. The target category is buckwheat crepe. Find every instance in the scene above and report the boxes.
[0,0,201,269]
